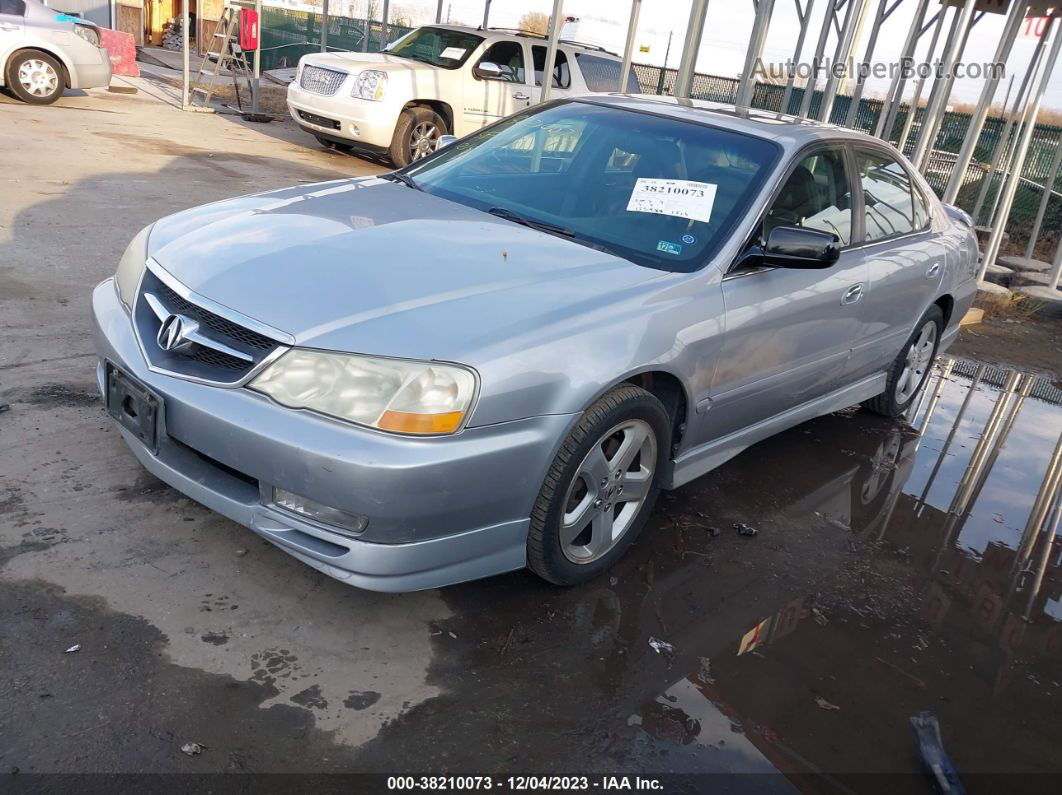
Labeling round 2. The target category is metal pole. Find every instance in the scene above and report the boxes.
[736,0,775,108]
[482,0,491,30]
[951,370,1020,514]
[181,0,190,108]
[971,73,1020,223]
[818,0,864,123]
[1016,428,1062,567]
[839,0,872,96]
[916,358,955,437]
[987,89,1040,236]
[1025,133,1062,259]
[539,0,565,103]
[436,0,444,24]
[798,0,837,119]
[674,0,710,99]
[943,0,1028,204]
[915,10,981,172]
[898,8,947,154]
[979,15,1062,283]
[916,363,985,513]
[322,0,329,53]
[911,0,978,170]
[781,0,817,115]
[1024,487,1062,621]
[1048,220,1062,290]
[252,0,261,114]
[380,0,389,48]
[874,0,930,140]
[363,0,372,51]
[844,0,887,128]
[911,7,964,165]
[619,0,643,93]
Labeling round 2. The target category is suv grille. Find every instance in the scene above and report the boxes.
[299,65,347,96]
[133,268,286,385]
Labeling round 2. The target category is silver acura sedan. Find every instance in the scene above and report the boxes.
[92,96,977,591]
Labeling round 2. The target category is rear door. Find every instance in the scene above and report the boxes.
[847,147,945,381]
[705,145,869,440]
[0,0,26,71]
[463,38,531,130]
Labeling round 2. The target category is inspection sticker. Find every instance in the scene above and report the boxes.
[626,178,717,224]
[440,47,468,60]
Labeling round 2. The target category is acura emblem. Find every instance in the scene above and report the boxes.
[157,313,197,353]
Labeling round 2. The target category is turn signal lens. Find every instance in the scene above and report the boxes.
[377,410,465,434]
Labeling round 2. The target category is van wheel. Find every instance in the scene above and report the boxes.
[389,106,446,168]
[7,51,65,105]
[527,385,669,586]
[863,305,943,417]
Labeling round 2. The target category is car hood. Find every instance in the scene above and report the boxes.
[147,178,663,362]
[303,51,440,74]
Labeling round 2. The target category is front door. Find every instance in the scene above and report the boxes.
[0,0,26,69]
[462,39,530,132]
[848,147,946,380]
[706,146,868,441]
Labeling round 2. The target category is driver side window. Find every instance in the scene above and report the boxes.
[477,41,525,84]
[763,148,852,246]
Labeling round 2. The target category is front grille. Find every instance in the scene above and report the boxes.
[299,65,347,96]
[133,268,286,385]
[297,110,341,130]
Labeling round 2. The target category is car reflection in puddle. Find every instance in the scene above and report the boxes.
[416,359,1061,790]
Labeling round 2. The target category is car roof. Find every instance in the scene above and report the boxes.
[423,24,619,57]
[579,94,895,151]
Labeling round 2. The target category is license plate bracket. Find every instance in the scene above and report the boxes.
[105,362,161,454]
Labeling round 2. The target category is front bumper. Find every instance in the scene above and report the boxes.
[69,46,112,90]
[286,82,399,148]
[92,279,573,591]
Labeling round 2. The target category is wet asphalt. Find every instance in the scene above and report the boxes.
[2,82,1062,793]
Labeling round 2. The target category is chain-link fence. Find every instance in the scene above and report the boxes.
[631,63,1062,261]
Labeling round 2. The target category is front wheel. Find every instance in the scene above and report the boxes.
[388,106,446,168]
[527,385,670,586]
[6,51,65,105]
[863,305,943,417]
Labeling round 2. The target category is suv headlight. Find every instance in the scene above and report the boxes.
[352,70,387,101]
[250,350,477,435]
[74,23,101,47]
[114,224,153,310]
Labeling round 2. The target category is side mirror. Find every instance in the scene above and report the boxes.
[473,61,504,81]
[437,134,458,149]
[758,226,840,269]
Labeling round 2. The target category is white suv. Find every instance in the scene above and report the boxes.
[286,24,639,166]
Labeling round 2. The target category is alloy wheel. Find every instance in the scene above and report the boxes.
[18,59,59,98]
[409,121,439,161]
[895,320,937,403]
[560,419,657,564]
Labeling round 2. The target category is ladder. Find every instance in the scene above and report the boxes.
[189,5,253,109]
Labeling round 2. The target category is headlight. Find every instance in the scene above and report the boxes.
[114,224,153,310]
[74,23,101,47]
[250,350,477,435]
[352,70,387,101]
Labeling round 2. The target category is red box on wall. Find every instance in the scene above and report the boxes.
[239,9,259,51]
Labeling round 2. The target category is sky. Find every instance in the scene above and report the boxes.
[380,0,1062,111]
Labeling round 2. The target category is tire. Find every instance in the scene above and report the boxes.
[863,305,944,417]
[314,135,352,153]
[6,51,65,105]
[527,385,670,586]
[388,106,446,168]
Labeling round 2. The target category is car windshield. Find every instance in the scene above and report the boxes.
[384,27,484,69]
[404,102,780,271]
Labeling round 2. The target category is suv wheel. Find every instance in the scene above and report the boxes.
[7,51,65,105]
[527,385,670,586]
[863,305,943,417]
[389,106,446,168]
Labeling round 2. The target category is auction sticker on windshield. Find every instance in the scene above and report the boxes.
[627,179,717,224]
[440,47,468,60]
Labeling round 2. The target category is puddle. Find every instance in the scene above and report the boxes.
[361,358,1062,787]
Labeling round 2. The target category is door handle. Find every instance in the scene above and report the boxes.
[512,92,530,101]
[841,283,864,305]
[0,24,20,30]
[926,262,942,279]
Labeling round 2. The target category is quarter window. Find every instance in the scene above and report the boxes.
[478,41,525,84]
[532,46,571,89]
[764,148,852,246]
[858,151,917,241]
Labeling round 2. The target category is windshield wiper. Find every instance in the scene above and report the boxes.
[381,171,421,191]
[486,206,575,238]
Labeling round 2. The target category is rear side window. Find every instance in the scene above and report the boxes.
[858,150,917,241]
[532,46,570,89]
[0,0,26,14]
[764,148,852,246]
[575,53,641,93]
